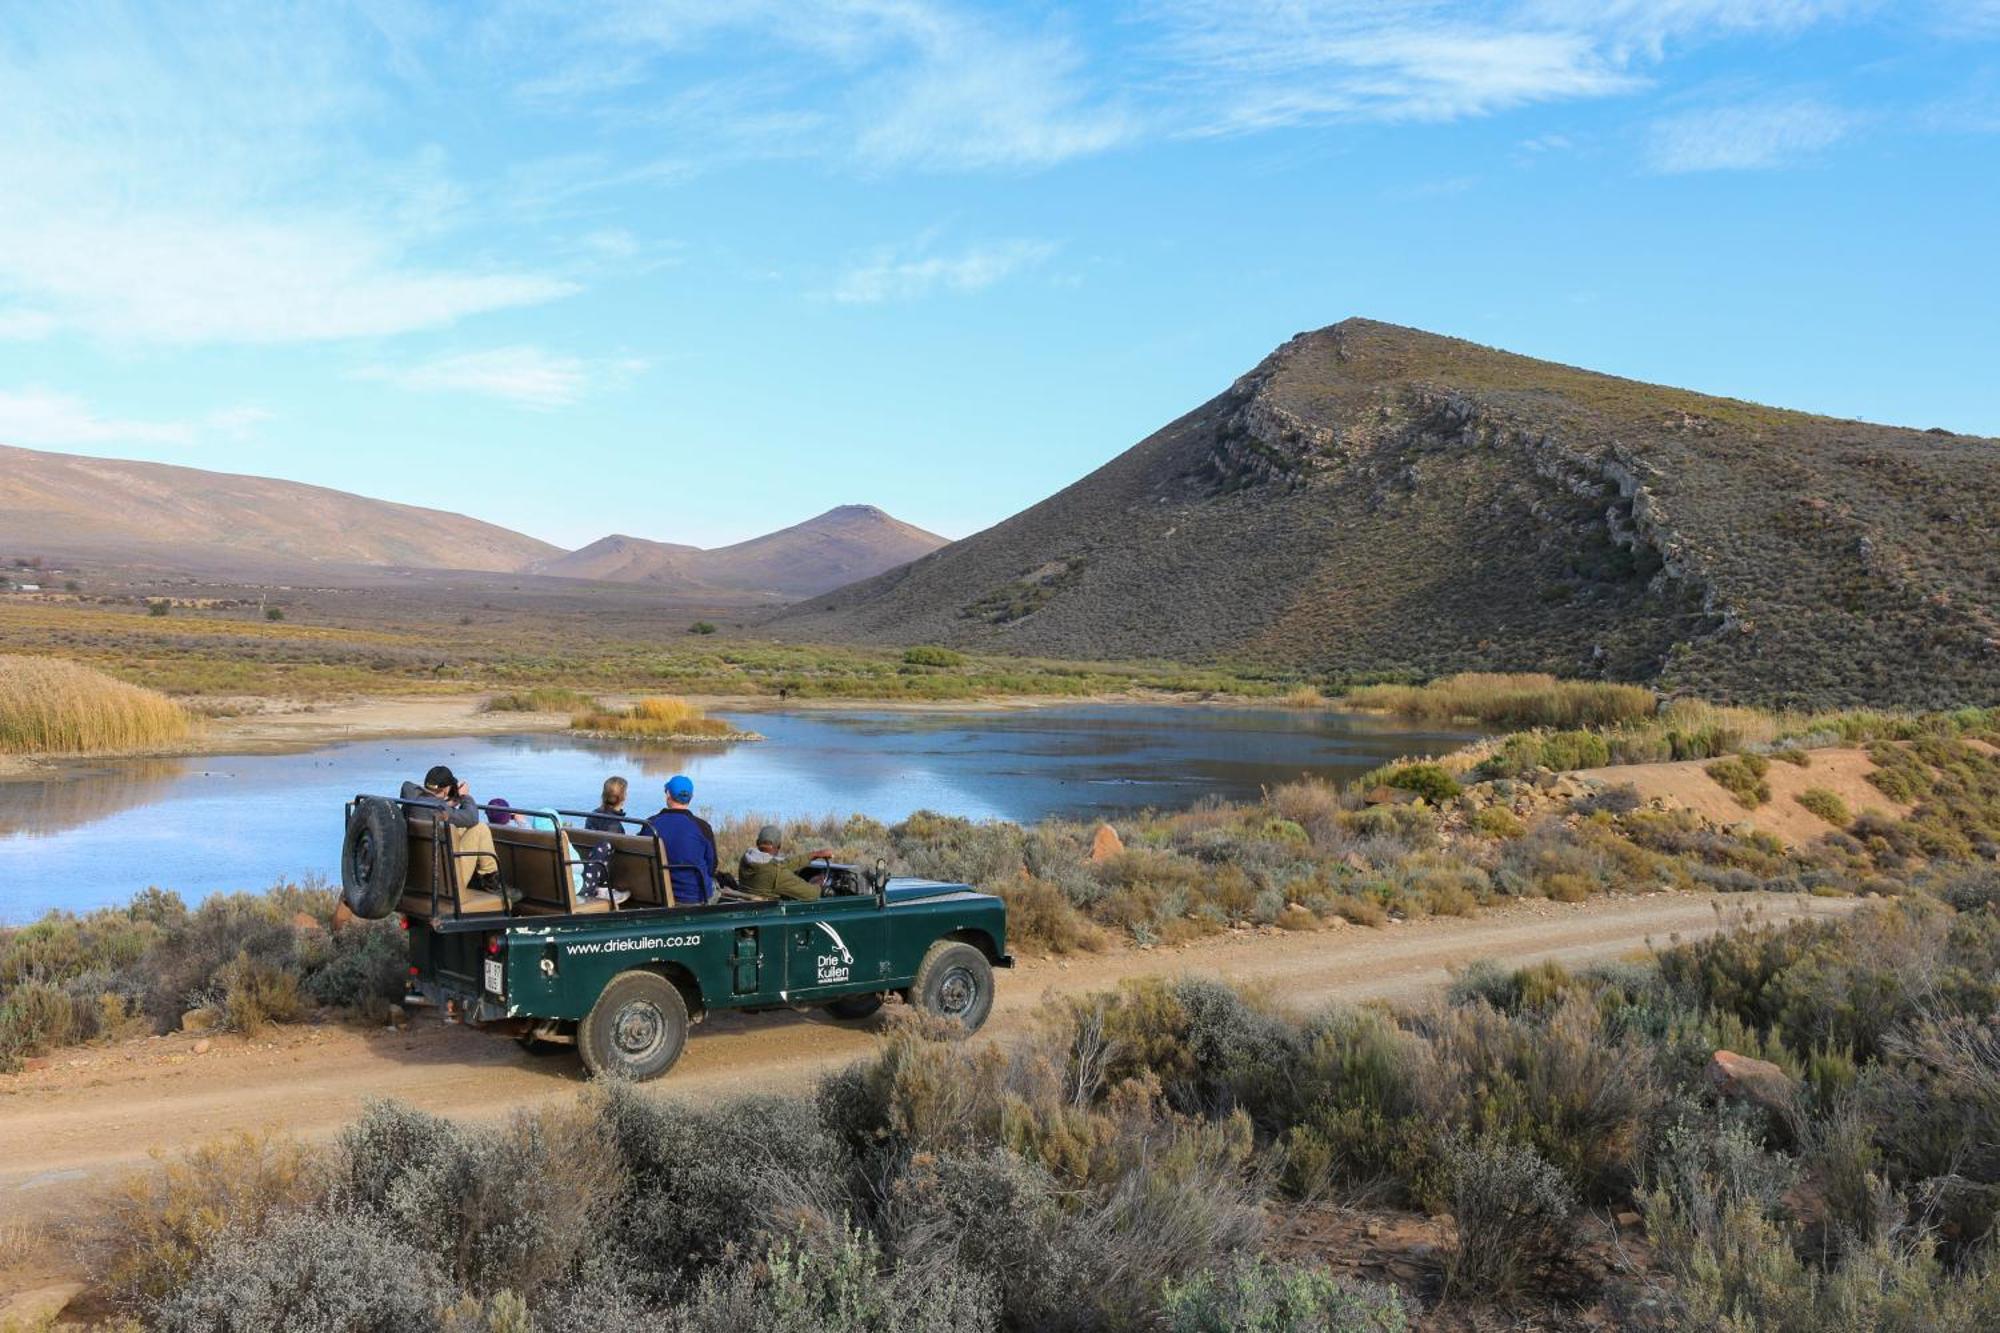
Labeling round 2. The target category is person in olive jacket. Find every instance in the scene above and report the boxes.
[736,824,833,901]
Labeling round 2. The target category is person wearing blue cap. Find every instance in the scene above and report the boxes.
[639,774,718,905]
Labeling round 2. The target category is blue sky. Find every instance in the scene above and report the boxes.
[1,1,1996,550]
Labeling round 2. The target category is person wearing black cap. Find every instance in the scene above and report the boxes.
[399,764,506,898]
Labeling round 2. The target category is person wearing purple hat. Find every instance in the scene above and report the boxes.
[638,773,717,905]
[486,797,515,826]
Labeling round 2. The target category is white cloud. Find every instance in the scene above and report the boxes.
[1648,98,1854,170]
[513,0,1131,171]
[0,390,270,449]
[830,240,1056,304]
[0,5,575,345]
[1143,1,1869,135]
[0,310,58,341]
[357,346,595,408]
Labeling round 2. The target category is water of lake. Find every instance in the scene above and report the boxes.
[0,704,1479,921]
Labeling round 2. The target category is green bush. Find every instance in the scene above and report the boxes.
[688,621,718,635]
[1707,752,1773,808]
[1797,787,1851,826]
[1439,1132,1576,1298]
[1377,763,1461,804]
[1162,1259,1410,1332]
[902,645,967,668]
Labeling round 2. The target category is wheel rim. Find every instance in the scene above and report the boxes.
[611,1000,667,1062]
[354,829,375,880]
[936,966,979,1018]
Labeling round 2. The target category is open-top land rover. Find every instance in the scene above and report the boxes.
[339,794,1012,1080]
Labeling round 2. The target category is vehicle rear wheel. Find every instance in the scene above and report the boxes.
[822,993,884,1021]
[909,940,993,1036]
[341,797,408,920]
[578,971,689,1081]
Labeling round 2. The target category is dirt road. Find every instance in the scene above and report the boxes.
[0,889,1856,1239]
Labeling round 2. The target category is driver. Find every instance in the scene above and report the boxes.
[737,825,833,901]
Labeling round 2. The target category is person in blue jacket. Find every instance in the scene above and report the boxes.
[639,774,717,905]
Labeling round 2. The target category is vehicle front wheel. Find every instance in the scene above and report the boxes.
[822,993,884,1021]
[578,971,689,1081]
[909,940,994,1035]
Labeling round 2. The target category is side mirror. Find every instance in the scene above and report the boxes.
[870,857,890,904]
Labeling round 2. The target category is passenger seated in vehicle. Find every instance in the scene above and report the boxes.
[737,825,833,901]
[585,776,628,833]
[524,808,628,907]
[638,774,717,905]
[398,765,511,902]
[486,797,515,825]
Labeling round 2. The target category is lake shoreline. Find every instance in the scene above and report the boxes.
[0,688,1359,781]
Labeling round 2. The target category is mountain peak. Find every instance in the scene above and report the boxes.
[772,321,2000,711]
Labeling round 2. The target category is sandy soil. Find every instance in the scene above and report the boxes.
[1577,747,1908,845]
[0,889,1856,1252]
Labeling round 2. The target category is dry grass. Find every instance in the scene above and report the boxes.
[1346,673,1656,729]
[570,695,738,739]
[0,653,194,755]
[1278,684,1331,708]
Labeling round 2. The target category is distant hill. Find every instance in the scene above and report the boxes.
[773,319,2000,709]
[527,533,701,585]
[0,443,945,599]
[531,506,947,597]
[0,443,559,574]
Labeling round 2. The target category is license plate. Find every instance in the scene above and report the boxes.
[484,959,503,994]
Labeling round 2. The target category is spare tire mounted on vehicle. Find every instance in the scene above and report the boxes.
[341,796,409,920]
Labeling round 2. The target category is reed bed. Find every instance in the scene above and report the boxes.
[1345,673,1657,729]
[0,654,194,755]
[570,695,741,739]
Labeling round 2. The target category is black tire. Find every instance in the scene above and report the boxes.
[823,993,885,1021]
[341,797,408,920]
[909,940,994,1035]
[578,971,690,1081]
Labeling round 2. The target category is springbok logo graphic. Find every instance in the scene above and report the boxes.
[814,922,854,964]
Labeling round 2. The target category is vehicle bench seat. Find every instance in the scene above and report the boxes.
[400,817,507,917]
[491,824,609,917]
[566,828,670,906]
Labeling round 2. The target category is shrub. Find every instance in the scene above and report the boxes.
[0,654,194,754]
[1707,752,1773,808]
[571,696,735,738]
[1347,673,1655,729]
[87,1132,324,1311]
[217,949,305,1032]
[1472,807,1526,839]
[1162,1259,1410,1332]
[902,645,966,668]
[668,1226,993,1333]
[263,606,284,621]
[148,599,171,616]
[151,1211,448,1333]
[688,621,717,635]
[1797,787,1851,826]
[1376,763,1460,805]
[1439,1133,1576,1298]
[481,687,597,713]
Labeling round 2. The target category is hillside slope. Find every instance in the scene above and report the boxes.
[0,444,559,573]
[534,506,946,597]
[774,319,2000,709]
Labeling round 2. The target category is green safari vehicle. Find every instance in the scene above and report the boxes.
[339,793,1012,1080]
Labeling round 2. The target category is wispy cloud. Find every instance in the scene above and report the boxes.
[0,389,268,449]
[1144,1,1866,134]
[356,346,635,408]
[0,309,57,341]
[0,5,574,345]
[1648,98,1855,170]
[830,239,1056,304]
